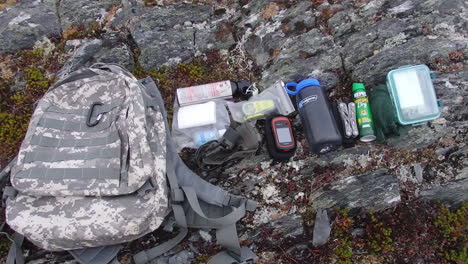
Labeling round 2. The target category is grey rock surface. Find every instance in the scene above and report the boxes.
[309,169,401,212]
[58,0,121,31]
[331,0,468,86]
[259,28,342,90]
[0,0,61,53]
[351,228,365,237]
[312,209,331,247]
[413,163,424,184]
[0,0,467,262]
[58,34,134,77]
[420,177,468,207]
[250,214,304,242]
[129,3,235,69]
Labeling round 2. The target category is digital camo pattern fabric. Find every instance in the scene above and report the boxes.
[6,188,169,250]
[6,64,169,250]
[10,67,165,196]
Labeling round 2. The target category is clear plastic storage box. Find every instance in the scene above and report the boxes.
[386,65,440,125]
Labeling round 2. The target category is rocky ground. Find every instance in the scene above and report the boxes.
[0,0,467,263]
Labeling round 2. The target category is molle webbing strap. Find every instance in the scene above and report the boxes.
[15,168,121,180]
[23,147,120,163]
[30,131,120,148]
[37,115,114,132]
[47,100,123,117]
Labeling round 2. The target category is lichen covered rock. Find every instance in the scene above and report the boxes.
[308,169,401,212]
[0,0,61,53]
[129,3,235,69]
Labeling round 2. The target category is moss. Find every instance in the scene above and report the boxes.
[62,22,104,41]
[0,0,17,11]
[143,0,159,6]
[194,254,210,263]
[0,236,10,260]
[0,47,56,166]
[301,206,316,227]
[334,238,353,264]
[429,50,466,73]
[331,209,354,264]
[434,202,468,264]
[365,211,394,254]
[0,66,52,165]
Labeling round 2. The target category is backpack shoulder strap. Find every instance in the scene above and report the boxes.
[0,220,24,264]
[134,77,258,264]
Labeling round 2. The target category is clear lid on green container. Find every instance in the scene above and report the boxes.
[386,65,440,125]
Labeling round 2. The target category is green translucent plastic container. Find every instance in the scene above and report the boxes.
[386,65,440,125]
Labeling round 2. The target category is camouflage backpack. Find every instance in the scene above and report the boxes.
[1,64,257,264]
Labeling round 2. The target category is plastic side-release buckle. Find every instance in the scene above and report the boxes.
[224,195,257,212]
[221,127,241,149]
[171,189,185,204]
[245,200,257,212]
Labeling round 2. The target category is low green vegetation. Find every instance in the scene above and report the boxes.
[61,22,104,41]
[435,202,468,264]
[366,211,394,253]
[0,48,57,166]
[332,209,354,264]
[297,201,467,263]
[0,0,17,11]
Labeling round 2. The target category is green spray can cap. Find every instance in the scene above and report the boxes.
[352,83,366,92]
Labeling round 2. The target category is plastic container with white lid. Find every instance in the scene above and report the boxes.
[386,64,441,125]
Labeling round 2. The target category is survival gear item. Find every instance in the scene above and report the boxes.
[337,101,359,139]
[331,101,356,148]
[285,79,342,154]
[369,84,409,142]
[195,121,262,170]
[265,116,296,161]
[242,100,275,121]
[176,80,254,106]
[386,65,440,125]
[353,83,376,142]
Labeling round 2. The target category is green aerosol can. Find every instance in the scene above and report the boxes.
[352,83,376,142]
